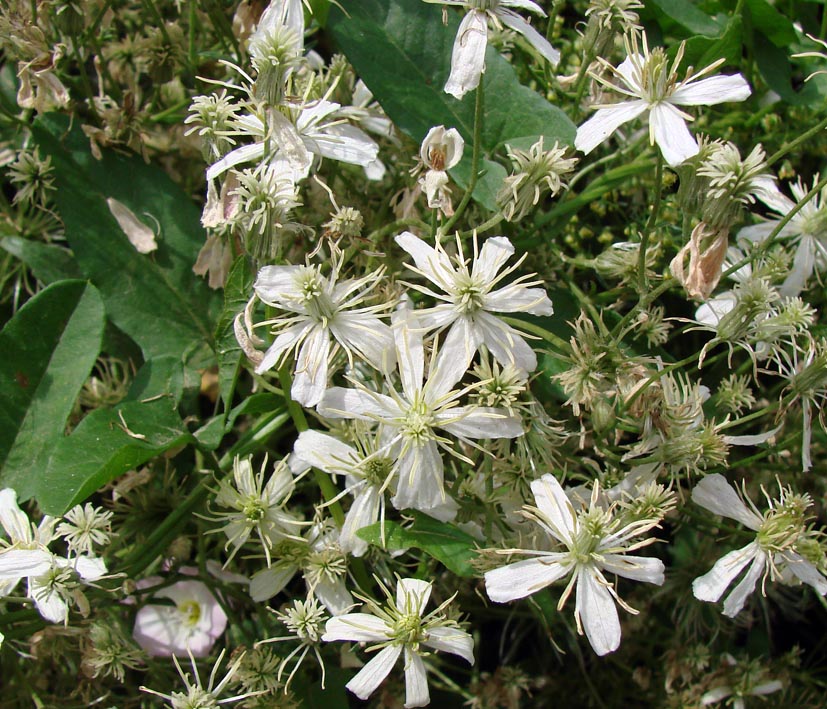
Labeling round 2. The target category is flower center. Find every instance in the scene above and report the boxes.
[454,273,486,314]
[393,612,427,646]
[178,600,202,627]
[400,395,436,444]
[638,47,677,103]
[362,456,395,486]
[295,268,337,323]
[242,496,267,522]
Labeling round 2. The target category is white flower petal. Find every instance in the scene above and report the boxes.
[331,313,395,372]
[340,486,382,557]
[395,231,456,290]
[206,142,266,181]
[314,577,354,616]
[0,548,53,579]
[692,542,761,603]
[576,569,621,656]
[404,648,430,708]
[722,552,766,617]
[437,406,523,439]
[482,284,553,315]
[424,625,475,664]
[317,387,399,421]
[345,644,402,700]
[397,577,432,613]
[393,310,425,399]
[650,102,699,166]
[474,313,537,372]
[292,430,358,475]
[497,9,559,65]
[780,234,816,297]
[501,0,546,15]
[391,442,446,513]
[445,10,488,99]
[691,474,762,529]
[309,124,379,167]
[670,74,751,106]
[575,100,648,155]
[778,551,827,595]
[292,325,331,407]
[255,323,312,374]
[472,236,514,282]
[323,613,392,643]
[30,577,68,623]
[529,474,576,544]
[601,554,664,585]
[249,563,298,602]
[485,555,570,602]
[0,488,32,543]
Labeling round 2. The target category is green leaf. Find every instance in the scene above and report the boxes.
[450,157,508,212]
[357,511,479,577]
[744,0,797,47]
[36,398,194,515]
[0,237,82,284]
[648,0,722,36]
[681,13,744,68]
[0,280,105,500]
[30,113,220,362]
[753,33,801,104]
[216,256,254,414]
[328,0,575,195]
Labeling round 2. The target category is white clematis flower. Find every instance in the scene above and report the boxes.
[244,255,394,407]
[395,231,554,373]
[322,577,474,707]
[317,308,523,520]
[427,0,560,99]
[575,32,751,166]
[417,125,465,214]
[691,474,827,617]
[738,174,827,297]
[484,474,665,656]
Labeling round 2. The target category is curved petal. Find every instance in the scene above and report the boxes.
[309,124,379,167]
[482,284,554,315]
[778,551,827,595]
[292,430,358,475]
[397,578,432,613]
[473,235,514,282]
[255,323,312,374]
[249,563,298,602]
[0,548,53,579]
[345,644,402,700]
[650,102,698,166]
[691,474,762,529]
[424,626,474,664]
[393,310,425,398]
[530,474,576,544]
[722,552,766,617]
[340,486,382,557]
[292,325,330,407]
[474,313,537,372]
[331,313,395,371]
[497,8,559,65]
[404,649,430,708]
[391,443,446,512]
[485,555,570,602]
[670,74,751,106]
[314,578,354,616]
[445,10,488,99]
[317,387,400,421]
[692,542,760,603]
[323,613,391,643]
[575,101,648,155]
[437,406,523,439]
[576,569,621,656]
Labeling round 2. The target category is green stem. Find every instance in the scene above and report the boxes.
[440,82,484,235]
[610,278,673,341]
[367,218,430,243]
[722,171,827,280]
[638,154,663,295]
[501,316,570,353]
[767,113,827,166]
[458,212,503,238]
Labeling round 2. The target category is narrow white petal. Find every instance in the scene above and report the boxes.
[474,313,537,372]
[345,644,402,700]
[722,553,766,617]
[781,235,816,297]
[695,292,736,327]
[430,319,480,390]
[404,649,430,708]
[575,101,648,155]
[0,488,34,543]
[206,142,266,181]
[751,680,784,696]
[317,387,399,421]
[255,323,311,374]
[391,443,446,512]
[650,103,699,166]
[670,74,751,106]
[395,231,456,287]
[292,430,358,474]
[482,284,554,315]
[397,578,432,613]
[323,613,391,643]
[30,579,69,623]
[340,486,382,557]
[501,0,546,15]
[692,542,760,603]
[497,9,559,65]
[485,555,570,602]
[530,474,576,544]
[600,554,665,585]
[424,626,475,663]
[314,578,354,616]
[0,548,52,579]
[437,406,523,439]
[292,326,330,407]
[472,236,514,282]
[778,551,827,595]
[691,474,762,529]
[576,569,621,656]
[249,563,298,602]
[445,11,488,99]
[309,124,379,167]
[393,310,425,398]
[331,313,395,371]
